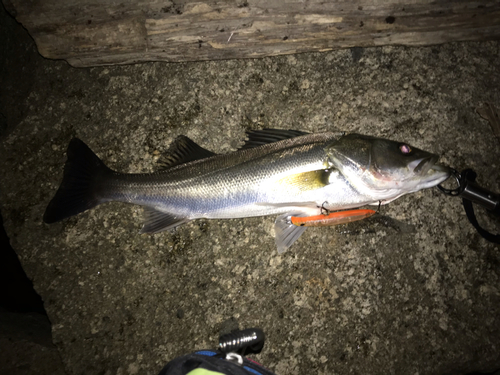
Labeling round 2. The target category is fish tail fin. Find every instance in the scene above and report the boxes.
[43,138,112,224]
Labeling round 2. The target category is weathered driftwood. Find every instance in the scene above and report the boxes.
[4,0,500,67]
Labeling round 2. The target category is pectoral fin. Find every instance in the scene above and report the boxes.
[275,169,332,191]
[274,212,308,254]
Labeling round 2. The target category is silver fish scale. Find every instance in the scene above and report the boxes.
[103,133,342,219]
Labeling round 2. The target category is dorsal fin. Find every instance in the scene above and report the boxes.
[157,135,216,170]
[240,129,310,149]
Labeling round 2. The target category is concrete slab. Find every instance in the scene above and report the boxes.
[1,6,499,374]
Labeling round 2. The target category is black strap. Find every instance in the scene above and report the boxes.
[462,198,500,244]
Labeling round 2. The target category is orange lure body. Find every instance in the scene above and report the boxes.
[290,209,376,227]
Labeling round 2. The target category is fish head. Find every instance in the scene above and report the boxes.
[324,134,451,200]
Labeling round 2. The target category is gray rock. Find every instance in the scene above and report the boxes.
[1,5,499,374]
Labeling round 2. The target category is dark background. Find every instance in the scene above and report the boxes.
[0,3,67,374]
[0,212,45,314]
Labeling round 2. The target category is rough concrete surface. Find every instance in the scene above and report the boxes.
[1,4,500,375]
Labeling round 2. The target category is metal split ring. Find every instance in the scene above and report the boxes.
[437,168,462,196]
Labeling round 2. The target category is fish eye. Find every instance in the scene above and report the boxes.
[399,144,412,154]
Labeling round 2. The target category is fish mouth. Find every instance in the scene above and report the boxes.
[407,154,451,189]
[409,155,439,175]
[417,162,451,189]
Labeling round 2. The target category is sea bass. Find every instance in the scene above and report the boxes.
[43,129,450,252]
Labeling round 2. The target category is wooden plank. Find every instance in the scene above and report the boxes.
[3,0,500,67]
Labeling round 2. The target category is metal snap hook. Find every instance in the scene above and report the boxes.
[225,353,243,365]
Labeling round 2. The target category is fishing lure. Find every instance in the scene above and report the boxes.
[290,208,376,227]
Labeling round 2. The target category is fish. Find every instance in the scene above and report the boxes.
[43,129,450,253]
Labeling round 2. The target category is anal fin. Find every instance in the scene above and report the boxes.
[140,207,190,234]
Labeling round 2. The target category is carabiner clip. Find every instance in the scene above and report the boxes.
[438,169,500,214]
[437,168,500,244]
